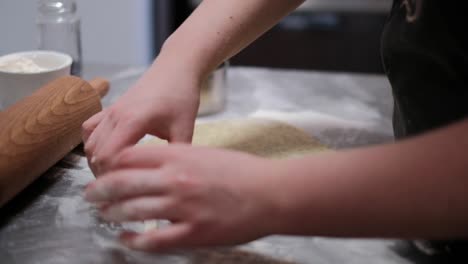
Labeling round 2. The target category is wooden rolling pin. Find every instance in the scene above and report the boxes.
[0,76,109,207]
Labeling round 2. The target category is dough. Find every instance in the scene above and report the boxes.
[148,118,327,159]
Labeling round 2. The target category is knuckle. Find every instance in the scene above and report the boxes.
[175,174,197,190]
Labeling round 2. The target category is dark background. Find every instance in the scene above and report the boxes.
[153,1,388,74]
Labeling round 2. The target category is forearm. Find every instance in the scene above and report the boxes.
[153,0,304,81]
[272,119,468,239]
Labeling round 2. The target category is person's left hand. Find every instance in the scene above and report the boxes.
[84,144,283,252]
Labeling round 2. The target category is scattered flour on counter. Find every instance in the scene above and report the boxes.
[91,232,129,251]
[66,169,95,187]
[250,110,394,148]
[55,195,96,228]
[0,55,47,73]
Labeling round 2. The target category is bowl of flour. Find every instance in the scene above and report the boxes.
[0,50,72,110]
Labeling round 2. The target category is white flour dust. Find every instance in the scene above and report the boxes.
[55,195,96,228]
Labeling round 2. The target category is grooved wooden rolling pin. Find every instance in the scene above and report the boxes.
[0,76,109,207]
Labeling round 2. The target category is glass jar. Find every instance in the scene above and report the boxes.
[198,61,228,116]
[37,0,82,76]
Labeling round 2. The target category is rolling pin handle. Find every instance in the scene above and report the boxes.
[89,78,110,98]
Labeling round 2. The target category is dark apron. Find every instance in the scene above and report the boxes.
[382,0,468,139]
[381,0,468,256]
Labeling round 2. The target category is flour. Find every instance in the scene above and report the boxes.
[55,195,97,228]
[0,55,47,73]
[91,232,128,251]
[65,168,95,187]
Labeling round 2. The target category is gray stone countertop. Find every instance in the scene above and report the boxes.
[0,65,451,263]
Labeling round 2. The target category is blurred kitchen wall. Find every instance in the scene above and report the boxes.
[186,0,393,73]
[0,0,155,65]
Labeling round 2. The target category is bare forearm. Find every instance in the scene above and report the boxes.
[155,0,304,80]
[273,119,468,239]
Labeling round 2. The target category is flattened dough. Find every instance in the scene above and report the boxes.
[148,118,327,158]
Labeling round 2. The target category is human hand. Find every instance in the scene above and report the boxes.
[82,65,201,176]
[85,145,283,251]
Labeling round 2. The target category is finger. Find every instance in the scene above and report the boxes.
[88,115,120,175]
[86,111,137,175]
[82,110,106,144]
[120,224,192,252]
[83,125,99,158]
[169,121,194,144]
[93,121,147,174]
[85,169,167,202]
[99,197,177,222]
[84,123,107,175]
[112,146,172,170]
[83,114,112,161]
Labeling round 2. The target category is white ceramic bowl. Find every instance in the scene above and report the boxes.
[0,51,72,110]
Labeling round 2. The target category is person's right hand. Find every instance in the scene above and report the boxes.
[82,65,201,176]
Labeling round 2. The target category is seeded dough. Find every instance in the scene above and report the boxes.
[148,118,327,158]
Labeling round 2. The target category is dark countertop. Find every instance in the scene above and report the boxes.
[0,65,457,263]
